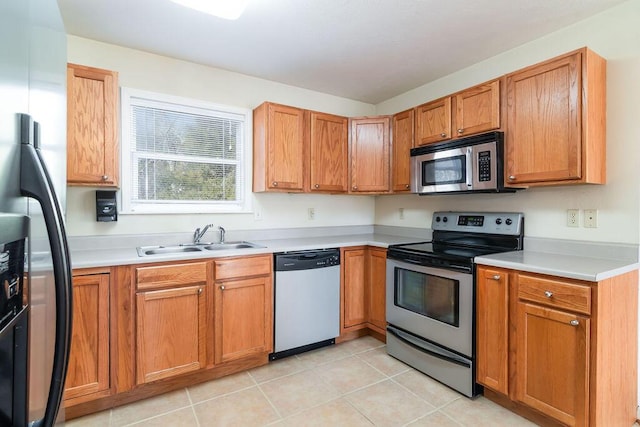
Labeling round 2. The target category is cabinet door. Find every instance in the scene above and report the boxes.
[309,112,348,192]
[391,109,414,192]
[455,80,500,137]
[136,285,206,384]
[515,302,589,426]
[64,273,110,402]
[67,63,119,187]
[476,267,509,395]
[214,275,273,364]
[253,103,306,192]
[342,248,367,330]
[367,248,387,332]
[350,117,390,193]
[415,97,451,146]
[505,53,581,184]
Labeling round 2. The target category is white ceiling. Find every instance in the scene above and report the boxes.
[57,0,626,104]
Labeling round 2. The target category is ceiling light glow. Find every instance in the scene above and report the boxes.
[170,0,248,20]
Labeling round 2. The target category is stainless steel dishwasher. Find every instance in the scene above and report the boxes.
[270,248,340,360]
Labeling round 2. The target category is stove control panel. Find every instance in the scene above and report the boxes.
[432,211,524,236]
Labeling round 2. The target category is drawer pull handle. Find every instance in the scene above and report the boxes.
[544,291,553,298]
[220,285,225,290]
[570,320,579,326]
[491,275,501,280]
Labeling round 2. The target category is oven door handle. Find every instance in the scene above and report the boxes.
[387,326,471,368]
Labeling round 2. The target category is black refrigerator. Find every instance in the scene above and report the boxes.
[0,0,72,426]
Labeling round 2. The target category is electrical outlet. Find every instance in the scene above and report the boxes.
[584,209,598,228]
[308,207,315,220]
[399,208,405,220]
[567,209,579,227]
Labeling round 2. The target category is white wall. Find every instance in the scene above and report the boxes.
[65,36,376,236]
[375,0,640,245]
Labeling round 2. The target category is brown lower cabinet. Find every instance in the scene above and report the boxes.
[340,246,387,337]
[65,255,274,420]
[64,268,111,407]
[476,266,638,427]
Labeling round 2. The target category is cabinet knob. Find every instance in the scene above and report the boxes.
[457,129,464,134]
[272,181,278,187]
[491,275,501,280]
[101,175,109,181]
[198,288,203,295]
[440,133,446,138]
[353,186,358,190]
[314,184,319,189]
[570,319,579,326]
[405,184,410,189]
[544,290,553,298]
[220,285,225,290]
[508,175,516,181]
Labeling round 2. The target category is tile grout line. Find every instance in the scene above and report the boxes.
[256,382,284,421]
[184,386,202,427]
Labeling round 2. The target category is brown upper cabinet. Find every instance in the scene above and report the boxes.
[349,116,391,193]
[67,63,119,187]
[391,109,414,192]
[505,48,606,186]
[253,102,307,192]
[309,111,349,193]
[415,79,500,146]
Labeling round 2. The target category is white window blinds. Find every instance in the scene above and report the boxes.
[120,88,251,214]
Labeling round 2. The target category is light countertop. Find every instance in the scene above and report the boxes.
[475,250,639,282]
[70,233,426,269]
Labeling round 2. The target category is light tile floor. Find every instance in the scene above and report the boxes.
[65,336,542,427]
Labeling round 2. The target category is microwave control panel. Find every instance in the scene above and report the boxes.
[478,150,491,182]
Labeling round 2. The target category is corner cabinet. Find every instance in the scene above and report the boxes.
[134,262,209,384]
[309,111,349,193]
[391,109,414,193]
[476,266,638,426]
[349,116,391,193]
[415,79,500,146]
[66,63,119,187]
[505,48,606,186]
[340,247,388,336]
[64,268,111,406]
[213,255,273,364]
[253,102,307,192]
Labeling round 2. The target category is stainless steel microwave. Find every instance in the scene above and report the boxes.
[410,132,517,195]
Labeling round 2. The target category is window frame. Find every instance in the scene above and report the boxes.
[119,87,252,214]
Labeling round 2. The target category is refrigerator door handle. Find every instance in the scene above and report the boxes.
[19,114,72,427]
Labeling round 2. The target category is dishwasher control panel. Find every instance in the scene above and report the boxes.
[275,248,340,271]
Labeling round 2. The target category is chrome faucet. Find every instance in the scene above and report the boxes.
[218,226,226,244]
[193,224,214,244]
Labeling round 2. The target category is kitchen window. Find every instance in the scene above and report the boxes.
[120,88,251,214]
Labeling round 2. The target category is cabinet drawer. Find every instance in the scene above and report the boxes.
[517,274,591,315]
[214,255,272,281]
[136,262,208,290]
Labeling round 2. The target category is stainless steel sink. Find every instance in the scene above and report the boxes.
[136,241,264,257]
[202,241,264,250]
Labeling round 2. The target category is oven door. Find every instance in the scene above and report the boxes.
[411,146,472,193]
[386,259,473,357]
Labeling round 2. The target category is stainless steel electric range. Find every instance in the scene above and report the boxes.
[386,211,524,397]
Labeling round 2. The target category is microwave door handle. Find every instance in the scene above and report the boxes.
[466,147,473,189]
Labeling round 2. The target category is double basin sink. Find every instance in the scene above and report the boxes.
[137,241,264,257]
